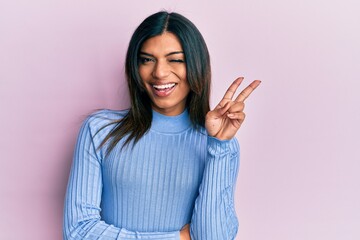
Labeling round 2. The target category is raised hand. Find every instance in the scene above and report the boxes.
[205,77,261,140]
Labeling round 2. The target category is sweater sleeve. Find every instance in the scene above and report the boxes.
[190,136,240,240]
[63,115,181,240]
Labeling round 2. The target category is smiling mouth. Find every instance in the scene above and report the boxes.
[153,83,176,91]
[151,83,177,97]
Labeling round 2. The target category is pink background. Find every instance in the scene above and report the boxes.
[1,0,359,239]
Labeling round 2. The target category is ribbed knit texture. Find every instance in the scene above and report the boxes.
[63,109,240,240]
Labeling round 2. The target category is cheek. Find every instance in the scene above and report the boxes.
[185,82,191,95]
[138,66,147,80]
[180,79,191,98]
[172,65,187,85]
[177,65,186,79]
[139,67,153,91]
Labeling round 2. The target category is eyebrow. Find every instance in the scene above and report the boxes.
[139,51,184,57]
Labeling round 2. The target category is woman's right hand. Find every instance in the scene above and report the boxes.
[205,77,261,140]
[180,224,191,240]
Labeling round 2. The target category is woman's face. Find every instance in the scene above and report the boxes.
[139,32,190,116]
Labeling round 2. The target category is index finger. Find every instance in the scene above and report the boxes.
[222,77,244,100]
[235,80,261,102]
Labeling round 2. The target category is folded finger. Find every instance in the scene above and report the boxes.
[228,101,245,113]
[227,112,246,121]
[218,101,232,115]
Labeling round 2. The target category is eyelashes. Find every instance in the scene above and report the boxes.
[169,59,185,63]
[139,57,185,64]
[139,57,154,64]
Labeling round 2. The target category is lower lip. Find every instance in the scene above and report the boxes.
[152,84,176,97]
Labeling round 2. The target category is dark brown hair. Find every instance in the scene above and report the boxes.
[99,11,211,155]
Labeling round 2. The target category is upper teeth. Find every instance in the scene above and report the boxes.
[153,83,176,89]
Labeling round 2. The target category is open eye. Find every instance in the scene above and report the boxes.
[139,57,155,64]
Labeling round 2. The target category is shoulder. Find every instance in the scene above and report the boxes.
[87,109,128,124]
[81,108,129,137]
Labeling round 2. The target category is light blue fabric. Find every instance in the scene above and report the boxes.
[63,109,240,239]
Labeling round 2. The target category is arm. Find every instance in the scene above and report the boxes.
[190,136,240,240]
[190,78,261,239]
[63,114,181,240]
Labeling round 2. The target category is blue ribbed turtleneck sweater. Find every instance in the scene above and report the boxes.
[63,109,240,239]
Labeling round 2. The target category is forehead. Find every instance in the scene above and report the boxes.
[140,32,183,54]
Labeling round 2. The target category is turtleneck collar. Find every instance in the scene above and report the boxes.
[151,109,192,133]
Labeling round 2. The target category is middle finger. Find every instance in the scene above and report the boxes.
[222,77,244,100]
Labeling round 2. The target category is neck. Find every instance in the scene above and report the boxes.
[151,109,191,133]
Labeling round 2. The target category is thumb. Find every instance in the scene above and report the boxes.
[215,101,232,116]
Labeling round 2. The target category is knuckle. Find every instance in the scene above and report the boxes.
[240,102,245,109]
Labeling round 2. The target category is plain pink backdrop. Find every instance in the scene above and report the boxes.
[1,0,359,239]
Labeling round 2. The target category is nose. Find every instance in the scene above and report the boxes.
[152,60,170,79]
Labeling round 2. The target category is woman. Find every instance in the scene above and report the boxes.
[63,11,260,240]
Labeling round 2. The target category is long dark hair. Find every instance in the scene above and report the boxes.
[99,11,211,154]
